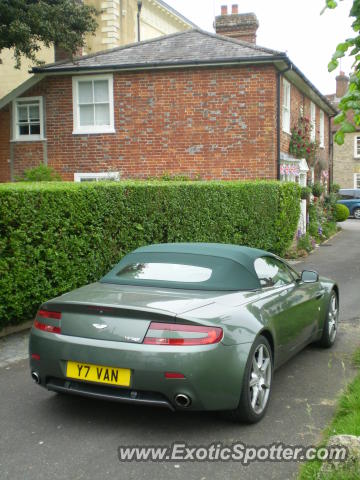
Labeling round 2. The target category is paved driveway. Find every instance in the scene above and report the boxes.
[1,220,359,480]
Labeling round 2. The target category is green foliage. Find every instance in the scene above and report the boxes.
[322,221,337,238]
[330,183,341,194]
[289,116,318,163]
[297,233,314,253]
[301,186,312,200]
[299,347,360,479]
[308,198,338,244]
[0,181,301,329]
[323,1,360,144]
[0,0,98,69]
[312,182,325,197]
[20,165,62,182]
[324,192,340,221]
[147,172,202,181]
[336,203,350,222]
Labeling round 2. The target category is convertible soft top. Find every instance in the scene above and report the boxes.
[101,243,275,291]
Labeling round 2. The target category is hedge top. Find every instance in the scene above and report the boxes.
[0,179,300,327]
[0,179,288,191]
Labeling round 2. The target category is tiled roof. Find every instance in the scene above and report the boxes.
[33,29,285,73]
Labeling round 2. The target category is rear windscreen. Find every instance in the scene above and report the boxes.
[101,252,260,291]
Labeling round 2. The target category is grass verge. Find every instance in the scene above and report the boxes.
[298,348,360,479]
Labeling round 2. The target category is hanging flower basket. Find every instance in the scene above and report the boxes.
[289,116,318,164]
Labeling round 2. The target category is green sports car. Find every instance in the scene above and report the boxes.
[29,243,339,423]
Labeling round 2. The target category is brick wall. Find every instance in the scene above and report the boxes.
[12,143,45,179]
[333,132,360,188]
[0,66,331,183]
[280,78,330,176]
[0,65,278,181]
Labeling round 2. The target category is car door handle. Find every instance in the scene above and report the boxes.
[315,290,325,300]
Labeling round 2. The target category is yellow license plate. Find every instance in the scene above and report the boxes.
[66,361,131,387]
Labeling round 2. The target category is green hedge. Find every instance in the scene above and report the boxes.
[0,181,300,328]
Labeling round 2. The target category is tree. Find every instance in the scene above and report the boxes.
[323,0,360,144]
[0,0,98,68]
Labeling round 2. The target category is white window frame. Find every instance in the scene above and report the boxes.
[354,136,360,158]
[72,74,115,135]
[282,79,291,134]
[12,96,44,141]
[310,102,316,142]
[74,172,120,182]
[354,173,360,189]
[319,110,325,148]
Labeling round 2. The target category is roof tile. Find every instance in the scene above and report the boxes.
[35,29,284,72]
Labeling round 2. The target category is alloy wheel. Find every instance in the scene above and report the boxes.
[249,344,272,414]
[328,293,339,343]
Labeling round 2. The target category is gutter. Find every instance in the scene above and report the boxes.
[31,55,288,74]
[287,60,337,116]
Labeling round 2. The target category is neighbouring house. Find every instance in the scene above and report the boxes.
[327,72,360,189]
[0,0,195,98]
[0,4,337,183]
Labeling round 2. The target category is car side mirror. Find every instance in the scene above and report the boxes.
[301,270,319,283]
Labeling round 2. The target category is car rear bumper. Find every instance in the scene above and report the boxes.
[29,328,252,411]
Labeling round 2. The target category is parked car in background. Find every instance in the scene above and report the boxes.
[338,189,360,219]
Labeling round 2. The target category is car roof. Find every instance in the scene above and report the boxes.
[339,189,360,197]
[133,243,275,271]
[102,243,275,291]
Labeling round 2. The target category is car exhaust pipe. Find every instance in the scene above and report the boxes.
[174,393,191,408]
[31,371,40,384]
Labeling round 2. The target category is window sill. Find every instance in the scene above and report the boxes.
[72,128,116,135]
[11,137,47,143]
[282,129,291,135]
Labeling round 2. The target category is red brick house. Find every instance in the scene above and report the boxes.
[0,6,336,183]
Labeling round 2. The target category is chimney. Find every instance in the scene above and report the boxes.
[221,5,228,15]
[336,71,349,98]
[215,4,259,44]
[54,44,83,63]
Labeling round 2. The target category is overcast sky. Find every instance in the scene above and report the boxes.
[165,0,354,94]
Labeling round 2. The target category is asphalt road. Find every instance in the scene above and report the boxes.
[1,220,360,480]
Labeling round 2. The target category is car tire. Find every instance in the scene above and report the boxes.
[319,291,339,348]
[354,208,360,220]
[224,335,273,424]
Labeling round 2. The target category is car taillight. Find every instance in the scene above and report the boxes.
[34,310,62,334]
[165,372,185,379]
[38,310,62,320]
[143,322,223,346]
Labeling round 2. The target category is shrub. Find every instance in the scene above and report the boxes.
[297,233,314,253]
[21,165,62,182]
[336,203,350,222]
[322,221,337,238]
[0,181,300,328]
